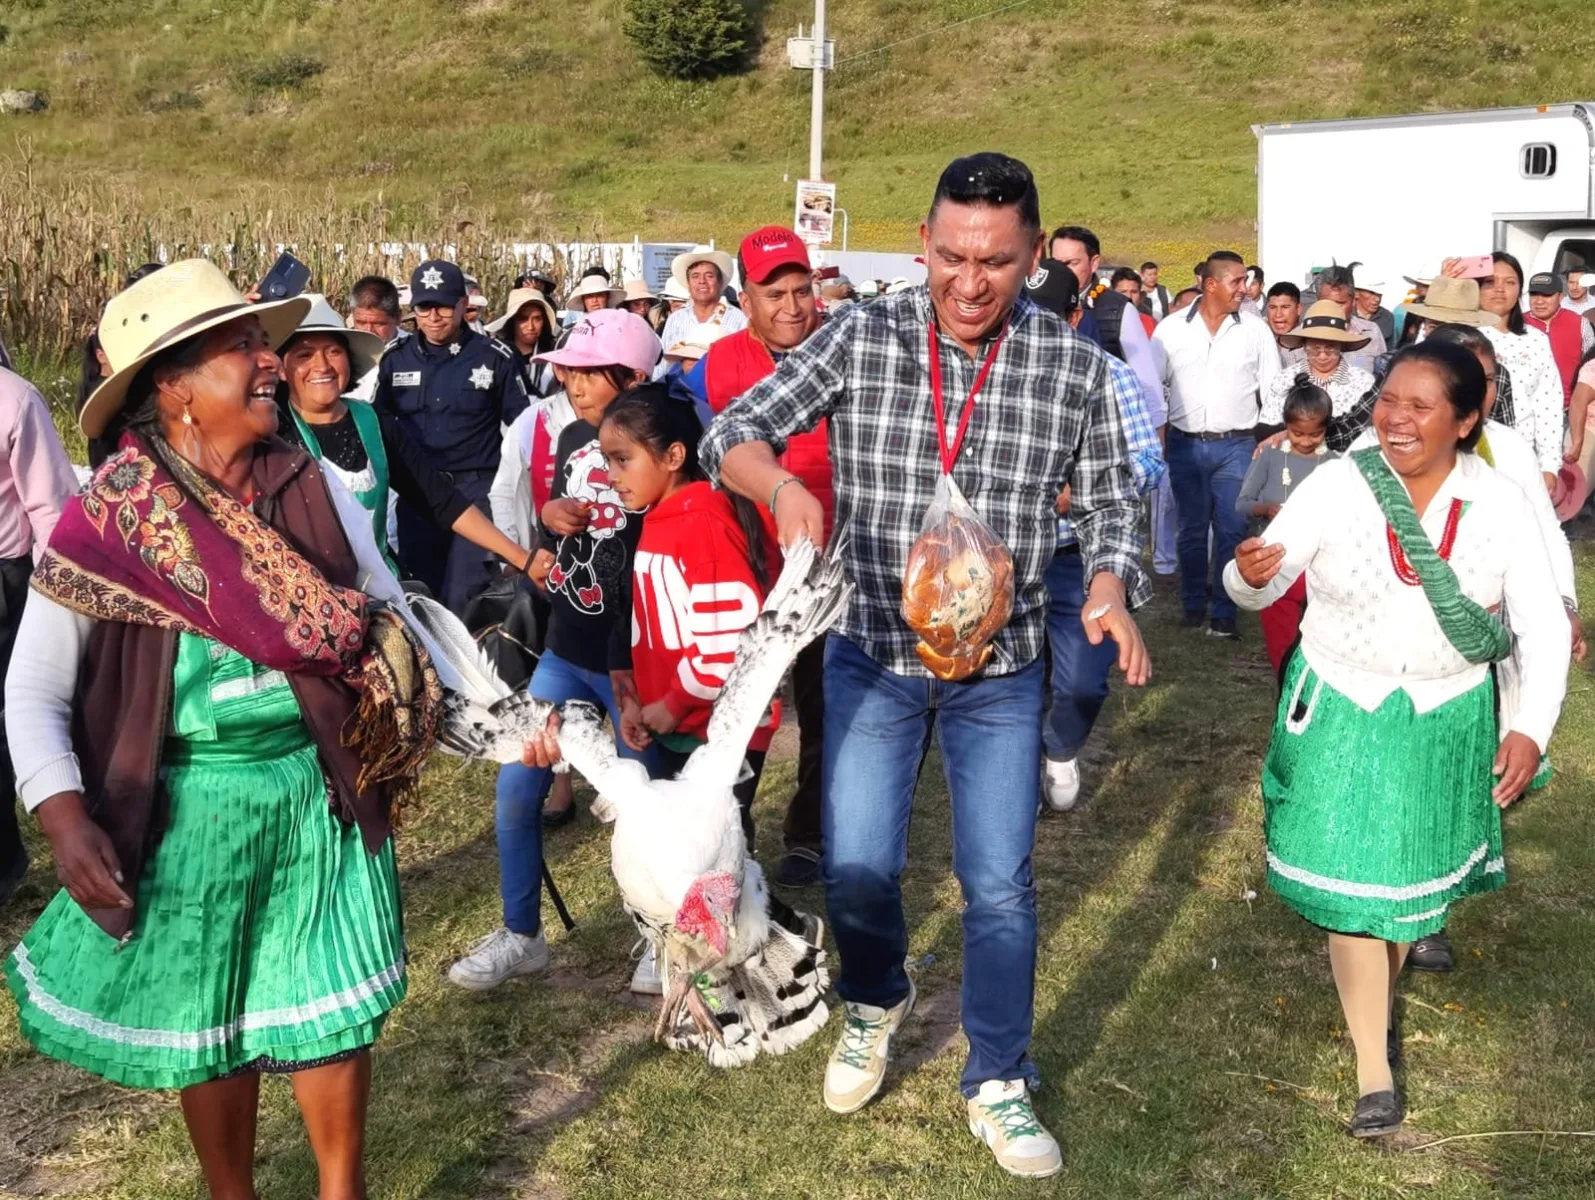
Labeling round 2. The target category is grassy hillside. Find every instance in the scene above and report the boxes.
[0,0,1592,263]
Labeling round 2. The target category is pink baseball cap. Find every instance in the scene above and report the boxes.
[536,309,660,374]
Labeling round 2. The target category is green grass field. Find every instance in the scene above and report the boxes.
[1,0,1593,261]
[3,560,1594,1199]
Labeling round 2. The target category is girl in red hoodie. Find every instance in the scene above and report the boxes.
[598,390,778,847]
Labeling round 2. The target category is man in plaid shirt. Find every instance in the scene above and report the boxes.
[700,152,1151,1178]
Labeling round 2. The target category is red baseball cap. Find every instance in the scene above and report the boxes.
[739,226,811,285]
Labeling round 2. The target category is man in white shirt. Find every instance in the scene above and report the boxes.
[1153,250,1282,637]
[659,247,748,349]
[1564,269,1595,316]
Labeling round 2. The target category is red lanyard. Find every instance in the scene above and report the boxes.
[927,318,1009,475]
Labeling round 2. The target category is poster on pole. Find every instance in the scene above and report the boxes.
[794,180,837,246]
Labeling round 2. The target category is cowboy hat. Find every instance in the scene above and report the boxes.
[621,279,658,305]
[1279,300,1373,350]
[280,294,386,379]
[1401,276,1501,328]
[487,287,559,338]
[663,322,729,362]
[81,258,311,438]
[565,272,626,310]
[670,247,735,291]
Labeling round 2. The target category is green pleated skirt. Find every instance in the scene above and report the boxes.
[3,637,407,1090]
[1262,655,1504,942]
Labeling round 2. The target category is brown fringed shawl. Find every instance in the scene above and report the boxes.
[34,434,441,939]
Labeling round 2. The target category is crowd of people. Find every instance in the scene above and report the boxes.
[0,148,1590,1194]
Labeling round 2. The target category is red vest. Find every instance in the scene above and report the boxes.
[702,329,835,538]
[1526,307,1583,403]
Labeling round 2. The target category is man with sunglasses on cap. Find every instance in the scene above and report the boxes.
[373,259,530,613]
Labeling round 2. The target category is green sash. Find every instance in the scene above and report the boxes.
[291,401,398,574]
[1352,448,1510,665]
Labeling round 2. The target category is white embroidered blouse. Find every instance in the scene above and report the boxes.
[1223,451,1569,751]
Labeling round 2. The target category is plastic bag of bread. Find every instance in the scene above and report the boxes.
[900,474,1014,681]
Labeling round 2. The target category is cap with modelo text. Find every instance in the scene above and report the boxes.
[1527,272,1564,296]
[739,226,811,285]
[410,259,467,306]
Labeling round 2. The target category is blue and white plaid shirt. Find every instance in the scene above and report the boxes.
[700,287,1151,678]
[1057,353,1165,547]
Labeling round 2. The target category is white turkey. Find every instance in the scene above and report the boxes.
[556,536,851,1067]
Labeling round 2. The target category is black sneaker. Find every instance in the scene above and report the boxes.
[1180,611,1207,630]
[1408,930,1454,972]
[1206,618,1239,639]
[772,846,821,888]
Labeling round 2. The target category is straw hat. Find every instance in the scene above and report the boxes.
[487,287,559,338]
[622,279,658,305]
[662,277,690,303]
[565,272,626,310]
[1279,300,1373,350]
[670,247,735,291]
[663,322,730,362]
[82,259,311,438]
[284,294,385,380]
[1401,276,1501,328]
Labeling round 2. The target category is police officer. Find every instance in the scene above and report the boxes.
[374,259,530,613]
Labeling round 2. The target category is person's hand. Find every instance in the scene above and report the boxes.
[1252,430,1287,459]
[1492,731,1541,806]
[772,477,825,550]
[1083,573,1150,686]
[1055,483,1072,516]
[1233,537,1285,589]
[526,547,554,590]
[1543,472,1559,496]
[1259,503,1282,520]
[1439,257,1469,279]
[1564,440,1583,465]
[521,709,563,769]
[618,696,652,752]
[33,792,132,911]
[640,699,680,736]
[1568,606,1587,663]
[541,499,592,536]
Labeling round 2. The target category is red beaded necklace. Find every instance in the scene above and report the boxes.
[1386,498,1463,586]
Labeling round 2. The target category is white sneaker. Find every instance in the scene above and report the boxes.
[446,927,549,990]
[1043,758,1081,812]
[629,940,664,995]
[822,979,916,1114]
[967,1079,1063,1178]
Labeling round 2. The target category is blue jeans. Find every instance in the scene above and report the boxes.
[495,649,655,935]
[1166,430,1252,622]
[822,635,1044,1097]
[1044,546,1117,762]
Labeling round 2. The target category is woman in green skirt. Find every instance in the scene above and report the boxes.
[4,261,445,1199]
[1225,340,1570,1138]
[275,294,532,585]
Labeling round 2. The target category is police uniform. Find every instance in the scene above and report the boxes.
[373,260,530,613]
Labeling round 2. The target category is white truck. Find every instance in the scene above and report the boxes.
[1254,103,1595,292]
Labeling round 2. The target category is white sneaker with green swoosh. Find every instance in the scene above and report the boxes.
[967,1079,1063,1178]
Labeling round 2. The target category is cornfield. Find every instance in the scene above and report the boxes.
[0,140,608,367]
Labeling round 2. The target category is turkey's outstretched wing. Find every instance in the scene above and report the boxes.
[685,537,852,790]
[556,700,656,817]
[435,691,557,764]
[399,592,513,705]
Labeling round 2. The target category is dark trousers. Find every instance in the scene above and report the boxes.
[396,471,496,616]
[1,555,33,889]
[781,635,826,853]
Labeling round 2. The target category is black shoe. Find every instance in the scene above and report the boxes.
[1206,618,1239,639]
[1408,930,1454,972]
[1180,611,1207,630]
[772,846,821,888]
[1350,1089,1405,1138]
[541,803,577,830]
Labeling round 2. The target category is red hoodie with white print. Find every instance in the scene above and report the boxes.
[630,480,780,750]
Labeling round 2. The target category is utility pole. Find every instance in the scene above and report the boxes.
[808,0,826,181]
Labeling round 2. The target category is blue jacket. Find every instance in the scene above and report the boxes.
[372,325,529,473]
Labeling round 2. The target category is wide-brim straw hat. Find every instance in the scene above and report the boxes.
[662,277,690,302]
[82,258,311,438]
[1402,275,1502,328]
[284,294,385,380]
[663,322,730,361]
[622,279,658,304]
[565,273,626,310]
[1279,299,1373,350]
[671,247,735,291]
[487,287,560,338]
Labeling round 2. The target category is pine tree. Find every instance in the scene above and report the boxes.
[623,0,754,80]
